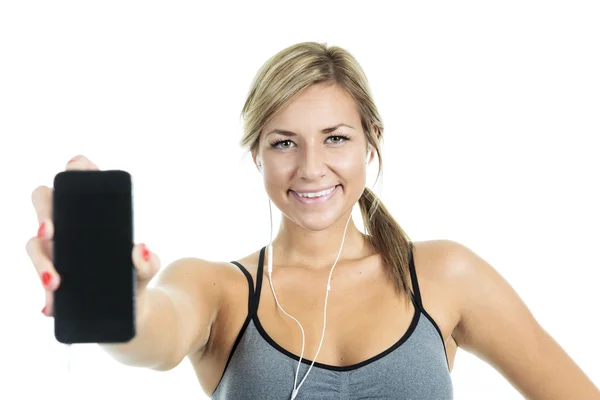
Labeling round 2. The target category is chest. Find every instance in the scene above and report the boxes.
[255,267,418,367]
[213,318,453,400]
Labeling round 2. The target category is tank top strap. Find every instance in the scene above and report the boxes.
[253,246,266,314]
[230,259,257,319]
[230,246,266,319]
[407,242,424,310]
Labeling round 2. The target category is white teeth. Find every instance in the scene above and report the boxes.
[295,186,336,198]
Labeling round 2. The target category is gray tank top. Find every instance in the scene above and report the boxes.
[211,245,453,399]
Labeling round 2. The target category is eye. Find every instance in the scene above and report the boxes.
[269,139,295,149]
[326,135,350,144]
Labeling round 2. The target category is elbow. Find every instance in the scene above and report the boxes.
[147,343,188,371]
[149,356,183,372]
[149,334,196,372]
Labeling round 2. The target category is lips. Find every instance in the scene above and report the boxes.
[289,185,340,205]
[292,185,337,197]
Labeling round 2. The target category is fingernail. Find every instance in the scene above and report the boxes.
[41,271,52,288]
[37,222,46,238]
[68,156,79,164]
[41,306,47,315]
[141,244,150,262]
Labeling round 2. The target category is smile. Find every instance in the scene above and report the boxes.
[289,185,340,204]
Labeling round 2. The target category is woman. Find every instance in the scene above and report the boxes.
[27,42,599,399]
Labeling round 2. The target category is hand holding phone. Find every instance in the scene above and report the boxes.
[26,155,161,344]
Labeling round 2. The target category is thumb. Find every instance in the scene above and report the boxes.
[132,243,160,288]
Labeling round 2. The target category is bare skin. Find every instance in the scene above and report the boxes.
[193,239,461,395]
[27,81,599,399]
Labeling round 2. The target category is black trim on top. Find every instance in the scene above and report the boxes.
[254,246,265,316]
[231,260,256,315]
[251,246,422,372]
[408,242,450,371]
[421,307,450,370]
[408,242,423,309]
[211,260,256,396]
[253,301,420,372]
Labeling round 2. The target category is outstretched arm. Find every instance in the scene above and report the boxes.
[102,256,223,371]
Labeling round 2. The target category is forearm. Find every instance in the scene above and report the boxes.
[99,287,183,371]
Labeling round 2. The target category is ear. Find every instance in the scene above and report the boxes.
[372,124,382,139]
[252,151,262,173]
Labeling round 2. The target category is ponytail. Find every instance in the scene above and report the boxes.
[358,187,413,301]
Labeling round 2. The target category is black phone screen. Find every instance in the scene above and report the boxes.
[52,170,136,344]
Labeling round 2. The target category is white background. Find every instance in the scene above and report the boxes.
[1,1,599,399]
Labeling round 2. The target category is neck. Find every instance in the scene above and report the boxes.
[270,209,369,269]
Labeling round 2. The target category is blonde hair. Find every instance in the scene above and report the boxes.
[240,42,414,300]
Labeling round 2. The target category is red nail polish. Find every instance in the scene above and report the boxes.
[42,306,47,315]
[68,156,78,164]
[37,222,46,238]
[41,271,52,288]
[141,244,150,261]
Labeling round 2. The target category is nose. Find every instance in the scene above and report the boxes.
[297,146,326,181]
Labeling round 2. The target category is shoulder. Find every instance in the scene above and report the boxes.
[409,240,472,339]
[411,239,509,317]
[160,249,265,298]
[154,256,238,288]
[409,239,519,355]
[410,239,474,289]
[411,239,488,286]
[151,254,256,313]
[412,239,544,357]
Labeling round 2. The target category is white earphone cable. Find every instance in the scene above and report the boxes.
[294,211,351,396]
[63,343,74,400]
[65,343,72,373]
[266,199,353,400]
[267,247,306,396]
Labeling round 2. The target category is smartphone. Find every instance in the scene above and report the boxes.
[52,169,136,344]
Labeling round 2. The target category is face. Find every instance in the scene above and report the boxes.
[255,82,372,232]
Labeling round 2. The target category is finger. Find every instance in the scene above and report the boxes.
[42,290,54,317]
[65,155,100,171]
[132,243,161,283]
[35,219,54,244]
[31,185,53,228]
[25,236,61,291]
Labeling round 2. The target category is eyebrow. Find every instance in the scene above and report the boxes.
[265,123,356,137]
